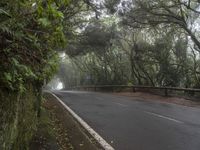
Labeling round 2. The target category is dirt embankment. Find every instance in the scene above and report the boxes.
[30,93,101,150]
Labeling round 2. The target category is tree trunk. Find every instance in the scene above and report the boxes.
[184,27,200,52]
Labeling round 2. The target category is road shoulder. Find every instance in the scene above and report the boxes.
[43,93,102,150]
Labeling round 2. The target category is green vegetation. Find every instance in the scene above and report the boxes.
[0,0,67,92]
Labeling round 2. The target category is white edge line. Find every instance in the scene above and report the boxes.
[45,91,115,150]
[145,111,184,124]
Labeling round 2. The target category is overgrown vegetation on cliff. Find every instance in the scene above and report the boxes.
[0,0,95,149]
[0,0,69,148]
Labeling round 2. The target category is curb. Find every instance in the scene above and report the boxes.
[45,91,115,150]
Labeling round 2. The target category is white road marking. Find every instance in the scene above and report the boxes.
[145,111,184,124]
[46,91,115,150]
[114,102,128,107]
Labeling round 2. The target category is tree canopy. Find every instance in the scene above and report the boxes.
[53,0,200,89]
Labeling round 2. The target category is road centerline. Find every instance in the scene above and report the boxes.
[145,111,184,124]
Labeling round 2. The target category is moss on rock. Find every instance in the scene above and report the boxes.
[0,85,38,150]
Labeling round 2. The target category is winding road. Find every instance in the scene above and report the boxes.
[53,90,200,150]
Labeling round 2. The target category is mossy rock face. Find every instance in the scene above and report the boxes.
[0,85,38,150]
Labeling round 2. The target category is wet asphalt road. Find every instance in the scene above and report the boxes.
[53,90,200,150]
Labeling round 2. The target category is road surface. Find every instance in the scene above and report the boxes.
[53,90,200,150]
